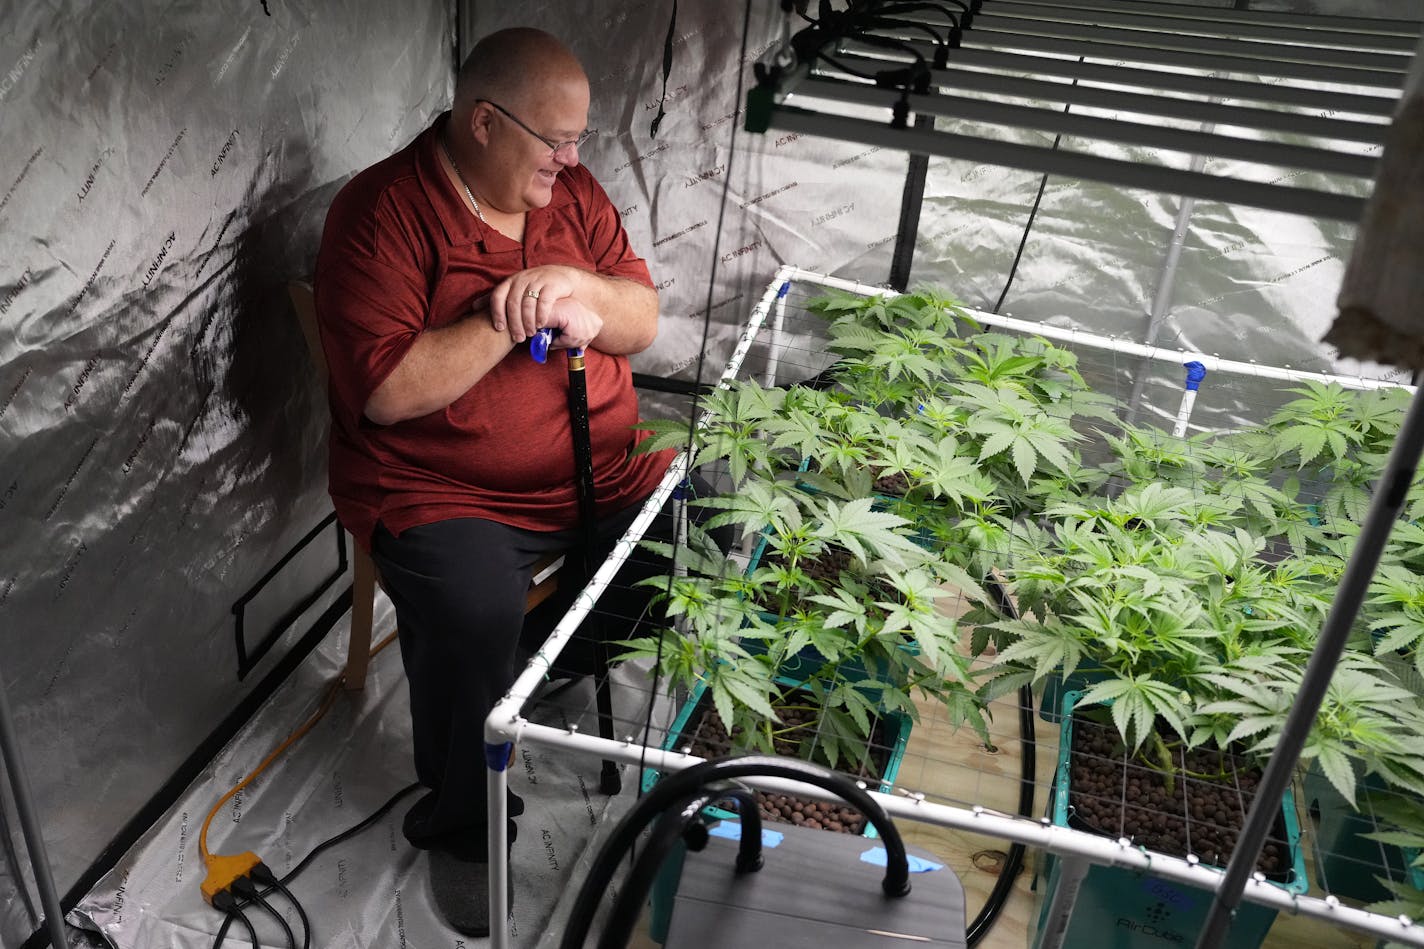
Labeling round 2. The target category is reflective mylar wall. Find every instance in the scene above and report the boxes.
[1,0,1412,942]
[0,2,450,944]
[912,96,1400,433]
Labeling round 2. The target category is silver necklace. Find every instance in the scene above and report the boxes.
[440,136,487,224]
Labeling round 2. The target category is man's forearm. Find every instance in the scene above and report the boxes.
[363,312,515,425]
[572,272,659,355]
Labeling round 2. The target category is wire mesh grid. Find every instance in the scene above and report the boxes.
[490,265,1424,948]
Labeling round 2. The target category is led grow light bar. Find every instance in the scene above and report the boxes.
[745,0,1421,222]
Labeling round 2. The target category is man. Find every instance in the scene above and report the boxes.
[314,28,671,936]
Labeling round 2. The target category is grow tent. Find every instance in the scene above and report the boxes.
[4,1,1424,948]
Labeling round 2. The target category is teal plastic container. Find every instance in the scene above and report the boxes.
[1032,691,1308,949]
[1038,663,1110,724]
[645,675,913,828]
[1303,765,1423,904]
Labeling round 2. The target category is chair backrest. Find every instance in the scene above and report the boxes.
[287,280,327,386]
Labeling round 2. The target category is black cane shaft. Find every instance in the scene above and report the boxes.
[565,350,620,792]
[566,356,596,548]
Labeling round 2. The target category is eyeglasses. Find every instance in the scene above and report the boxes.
[477,99,595,158]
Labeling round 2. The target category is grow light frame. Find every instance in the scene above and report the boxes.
[484,264,1424,949]
[744,1,1422,223]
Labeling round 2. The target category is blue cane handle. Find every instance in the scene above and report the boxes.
[531,327,558,363]
[532,327,584,360]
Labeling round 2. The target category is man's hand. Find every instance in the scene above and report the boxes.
[488,264,583,343]
[485,263,659,356]
[545,298,603,352]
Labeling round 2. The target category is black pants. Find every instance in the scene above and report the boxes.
[371,491,681,861]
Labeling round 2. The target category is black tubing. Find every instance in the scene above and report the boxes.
[598,783,762,949]
[966,574,1036,946]
[560,755,913,949]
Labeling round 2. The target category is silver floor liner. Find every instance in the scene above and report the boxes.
[69,594,671,948]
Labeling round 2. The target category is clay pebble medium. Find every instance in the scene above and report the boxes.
[1067,717,1288,877]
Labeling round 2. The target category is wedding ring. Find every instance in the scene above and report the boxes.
[525,288,540,300]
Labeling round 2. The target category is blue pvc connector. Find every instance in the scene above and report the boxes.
[484,740,514,771]
[777,281,791,299]
[1183,361,1207,391]
[672,476,693,501]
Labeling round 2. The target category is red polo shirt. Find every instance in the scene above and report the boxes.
[315,114,672,550]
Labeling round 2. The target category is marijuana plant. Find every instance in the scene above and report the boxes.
[625,281,1423,851]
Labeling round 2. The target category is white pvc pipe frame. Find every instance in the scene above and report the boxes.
[483,264,1424,948]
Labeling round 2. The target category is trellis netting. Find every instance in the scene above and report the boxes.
[479,266,1424,949]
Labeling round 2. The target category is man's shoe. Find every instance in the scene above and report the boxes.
[428,851,515,937]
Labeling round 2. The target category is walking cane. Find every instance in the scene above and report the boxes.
[533,328,622,794]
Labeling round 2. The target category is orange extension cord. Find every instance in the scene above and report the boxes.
[197,629,400,904]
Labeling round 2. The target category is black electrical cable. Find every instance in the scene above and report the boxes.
[841,30,931,85]
[282,782,420,884]
[231,878,296,949]
[877,1,961,28]
[231,906,261,949]
[650,0,679,138]
[251,865,311,949]
[816,51,887,83]
[635,0,755,794]
[865,16,947,52]
[782,1,933,87]
[991,59,1083,316]
[269,880,311,949]
[964,577,1036,947]
[989,171,1052,315]
[873,3,965,53]
[631,371,713,397]
[209,783,419,949]
[211,892,261,949]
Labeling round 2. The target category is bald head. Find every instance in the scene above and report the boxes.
[445,28,592,214]
[454,28,587,120]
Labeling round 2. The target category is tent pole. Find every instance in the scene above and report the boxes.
[1195,381,1424,949]
[1123,153,1205,427]
[0,662,71,949]
[0,778,40,932]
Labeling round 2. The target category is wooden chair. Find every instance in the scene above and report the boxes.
[286,280,562,689]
